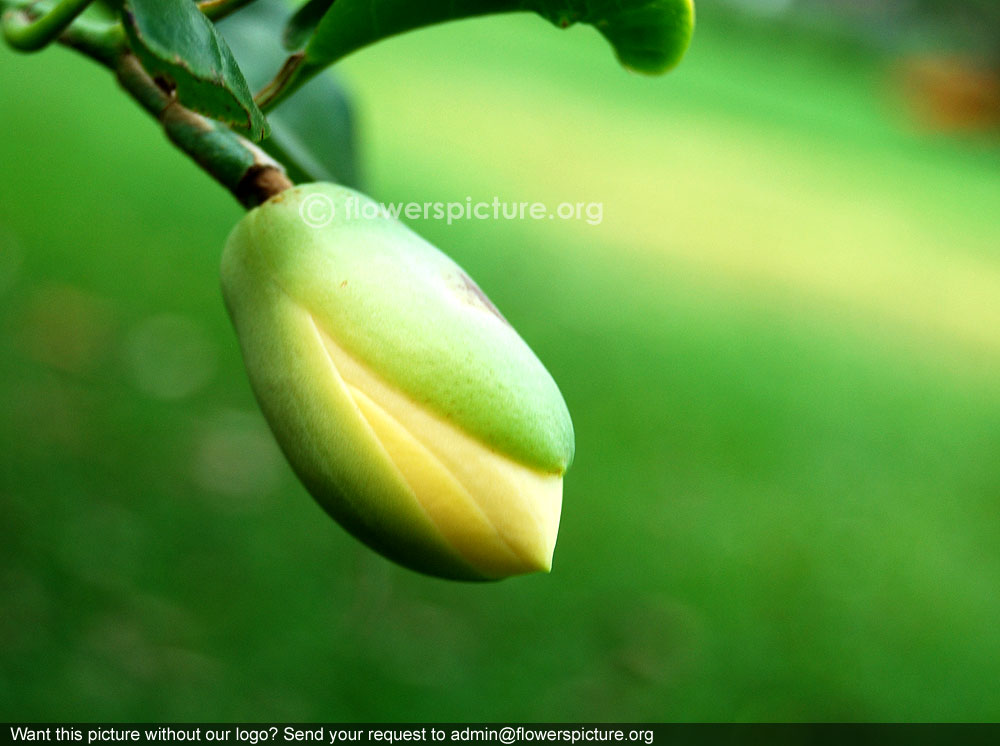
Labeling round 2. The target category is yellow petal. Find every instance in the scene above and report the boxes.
[317,321,562,578]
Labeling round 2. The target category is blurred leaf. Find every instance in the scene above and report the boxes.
[283,0,333,51]
[122,0,268,140]
[294,0,695,78]
[218,0,360,187]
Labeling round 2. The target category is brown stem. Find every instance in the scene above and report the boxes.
[1,4,293,209]
[115,52,291,208]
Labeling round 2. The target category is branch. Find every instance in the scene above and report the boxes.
[56,12,124,66]
[0,2,291,208]
[2,0,94,51]
[116,53,291,208]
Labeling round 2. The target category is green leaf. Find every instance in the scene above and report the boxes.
[218,0,360,187]
[294,0,695,79]
[122,0,268,140]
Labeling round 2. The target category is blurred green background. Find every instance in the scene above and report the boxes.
[2,0,1000,722]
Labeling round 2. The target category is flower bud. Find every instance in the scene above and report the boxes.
[221,184,574,580]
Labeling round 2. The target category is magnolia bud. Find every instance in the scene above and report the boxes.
[221,184,574,580]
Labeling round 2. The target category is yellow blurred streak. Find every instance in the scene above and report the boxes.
[347,60,1000,371]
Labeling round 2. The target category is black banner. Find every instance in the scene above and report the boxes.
[2,725,999,746]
